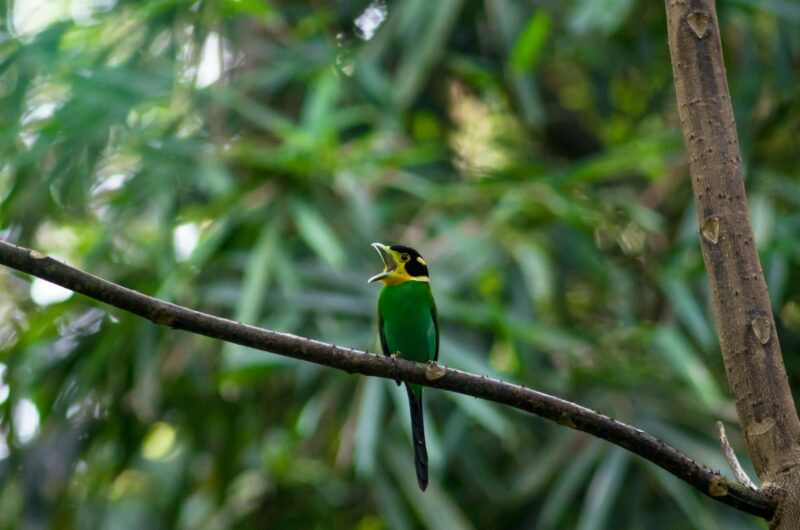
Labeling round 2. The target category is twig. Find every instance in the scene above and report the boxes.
[716,421,757,490]
[0,239,775,518]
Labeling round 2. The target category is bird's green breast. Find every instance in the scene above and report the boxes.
[378,281,437,365]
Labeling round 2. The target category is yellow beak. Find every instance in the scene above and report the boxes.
[368,243,397,283]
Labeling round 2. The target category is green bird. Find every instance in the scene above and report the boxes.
[369,242,439,491]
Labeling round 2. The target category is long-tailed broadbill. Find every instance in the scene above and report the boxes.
[369,242,439,491]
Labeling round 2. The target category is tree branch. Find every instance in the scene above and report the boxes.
[0,239,774,518]
[717,421,757,490]
[665,1,800,525]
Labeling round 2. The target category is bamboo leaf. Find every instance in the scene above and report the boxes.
[510,12,551,72]
[291,201,346,269]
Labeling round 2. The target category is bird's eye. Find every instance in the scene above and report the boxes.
[401,253,410,262]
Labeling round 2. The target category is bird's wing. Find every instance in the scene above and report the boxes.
[430,305,439,362]
[378,314,391,356]
[380,314,402,386]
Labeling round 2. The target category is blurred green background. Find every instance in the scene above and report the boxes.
[0,0,799,528]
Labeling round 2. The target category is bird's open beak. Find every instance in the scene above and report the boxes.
[368,242,396,283]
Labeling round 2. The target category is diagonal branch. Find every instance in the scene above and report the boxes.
[0,239,774,518]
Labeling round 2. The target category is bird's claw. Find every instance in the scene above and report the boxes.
[425,360,446,381]
[392,352,402,385]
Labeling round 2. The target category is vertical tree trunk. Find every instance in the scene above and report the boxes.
[664,0,800,527]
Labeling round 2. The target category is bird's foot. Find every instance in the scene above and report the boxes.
[392,352,402,386]
[425,360,446,381]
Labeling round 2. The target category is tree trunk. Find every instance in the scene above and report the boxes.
[664,0,800,526]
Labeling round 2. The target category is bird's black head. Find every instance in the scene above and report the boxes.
[389,244,429,279]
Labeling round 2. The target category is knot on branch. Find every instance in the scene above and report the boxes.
[751,317,771,345]
[152,307,174,326]
[709,475,729,497]
[686,12,711,39]
[701,216,720,244]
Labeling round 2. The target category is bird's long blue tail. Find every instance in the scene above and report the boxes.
[406,388,428,491]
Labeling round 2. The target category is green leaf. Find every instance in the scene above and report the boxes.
[576,447,629,530]
[393,0,465,108]
[157,212,241,300]
[569,0,634,35]
[647,467,719,530]
[300,70,341,145]
[237,222,279,324]
[659,275,715,349]
[511,240,553,304]
[445,392,515,441]
[291,201,346,269]
[385,444,476,530]
[373,473,413,530]
[538,439,603,529]
[652,326,725,410]
[511,429,577,499]
[510,12,551,72]
[354,376,386,477]
[750,193,774,249]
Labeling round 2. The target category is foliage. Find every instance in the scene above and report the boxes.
[0,0,798,528]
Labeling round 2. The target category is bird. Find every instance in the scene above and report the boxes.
[368,242,439,491]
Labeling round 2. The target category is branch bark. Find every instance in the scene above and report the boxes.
[0,239,774,518]
[665,0,800,526]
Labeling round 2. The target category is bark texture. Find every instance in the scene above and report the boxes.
[665,1,800,526]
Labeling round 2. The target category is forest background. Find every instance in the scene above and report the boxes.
[1,0,799,528]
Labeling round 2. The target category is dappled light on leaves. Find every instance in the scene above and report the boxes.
[448,82,519,179]
[142,422,177,461]
[30,278,73,306]
[13,399,40,444]
[354,1,388,41]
